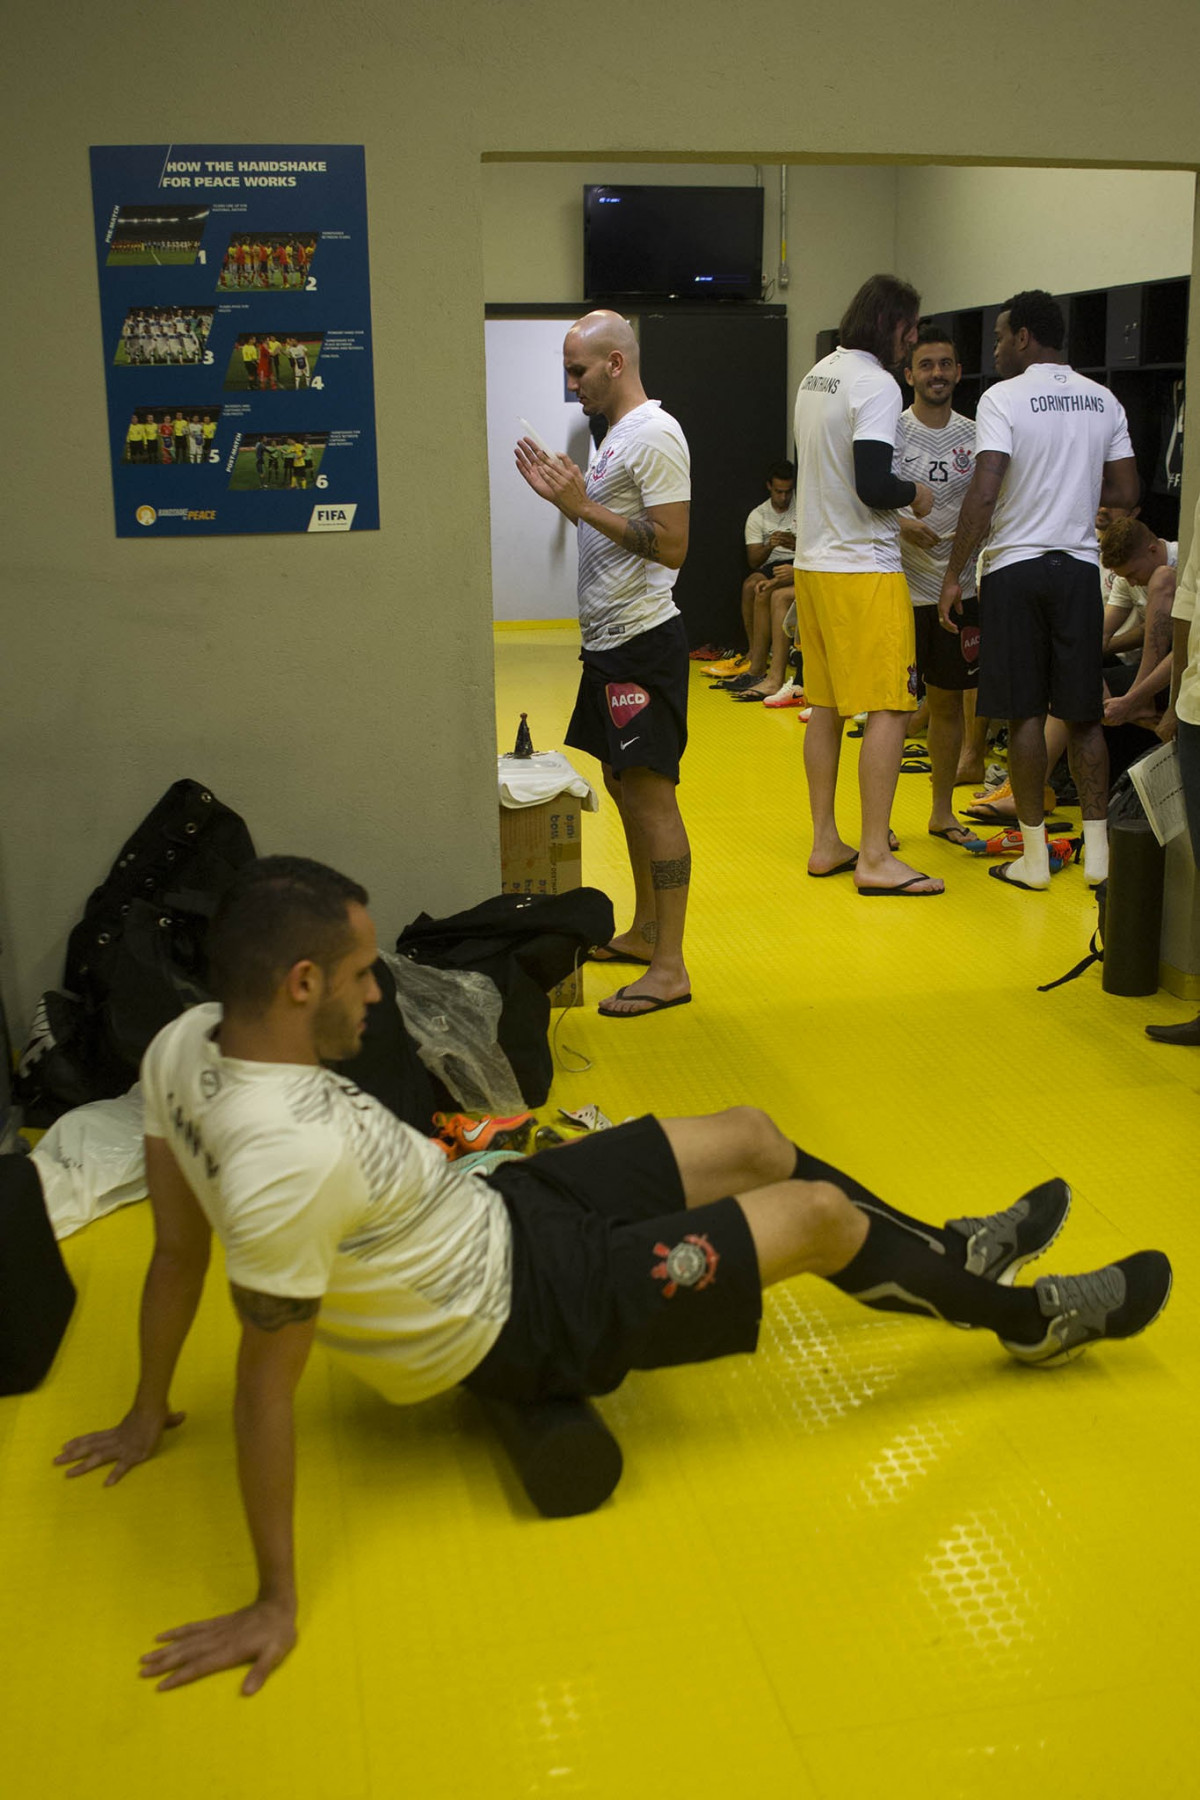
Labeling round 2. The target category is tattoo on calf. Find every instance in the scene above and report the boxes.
[622,512,660,562]
[651,852,692,891]
[231,1283,321,1332]
[1067,727,1109,816]
[638,920,659,945]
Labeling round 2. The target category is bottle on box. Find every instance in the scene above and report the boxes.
[512,713,535,759]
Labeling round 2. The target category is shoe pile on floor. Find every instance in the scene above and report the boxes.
[698,651,812,720]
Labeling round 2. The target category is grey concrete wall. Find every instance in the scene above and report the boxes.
[4,0,1200,1027]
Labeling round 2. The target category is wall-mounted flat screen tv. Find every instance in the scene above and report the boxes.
[583,185,763,302]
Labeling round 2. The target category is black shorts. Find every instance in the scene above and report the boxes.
[1179,719,1200,869]
[748,558,791,584]
[565,614,689,782]
[977,554,1103,722]
[914,597,980,692]
[463,1116,762,1403]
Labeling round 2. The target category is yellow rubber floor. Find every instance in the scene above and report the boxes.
[3,623,1197,1797]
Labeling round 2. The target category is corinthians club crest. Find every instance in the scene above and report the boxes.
[651,1233,719,1297]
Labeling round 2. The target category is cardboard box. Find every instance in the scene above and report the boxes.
[499,795,584,1007]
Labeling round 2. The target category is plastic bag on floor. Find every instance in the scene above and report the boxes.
[32,1087,147,1240]
[379,951,525,1118]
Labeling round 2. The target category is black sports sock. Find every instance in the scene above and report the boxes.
[792,1145,958,1252]
[826,1211,1045,1341]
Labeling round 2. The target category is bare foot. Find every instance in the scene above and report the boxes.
[590,927,657,964]
[808,838,858,876]
[954,764,985,786]
[966,794,1018,820]
[927,821,981,847]
[854,853,944,895]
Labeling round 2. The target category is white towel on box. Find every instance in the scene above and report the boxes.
[498,750,600,811]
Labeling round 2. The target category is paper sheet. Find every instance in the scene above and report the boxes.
[1126,740,1187,846]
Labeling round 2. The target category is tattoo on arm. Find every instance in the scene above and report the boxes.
[622,512,661,562]
[230,1284,321,1332]
[651,852,692,891]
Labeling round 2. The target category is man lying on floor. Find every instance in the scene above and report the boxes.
[56,857,1173,1695]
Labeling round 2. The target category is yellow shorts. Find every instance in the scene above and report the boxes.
[793,569,918,716]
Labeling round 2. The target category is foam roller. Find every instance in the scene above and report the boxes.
[476,1393,623,1517]
[0,1153,76,1394]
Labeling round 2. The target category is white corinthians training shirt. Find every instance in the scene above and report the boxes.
[576,400,691,651]
[892,408,977,606]
[142,1004,513,1404]
[792,346,905,575]
[974,364,1133,574]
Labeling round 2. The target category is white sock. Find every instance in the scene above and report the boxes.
[1082,817,1109,885]
[1005,820,1050,889]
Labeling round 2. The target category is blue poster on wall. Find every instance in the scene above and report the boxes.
[89,144,379,538]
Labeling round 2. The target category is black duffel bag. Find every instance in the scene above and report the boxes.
[395,889,615,1106]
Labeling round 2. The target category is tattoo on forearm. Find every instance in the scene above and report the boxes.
[651,852,692,891]
[946,514,984,580]
[231,1284,321,1332]
[622,512,661,562]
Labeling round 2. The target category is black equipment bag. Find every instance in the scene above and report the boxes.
[64,780,256,1008]
[395,889,615,1106]
[19,781,256,1118]
[0,1153,76,1395]
[326,956,453,1133]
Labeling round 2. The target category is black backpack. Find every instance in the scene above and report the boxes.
[18,781,256,1118]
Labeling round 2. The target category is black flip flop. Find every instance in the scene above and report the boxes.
[808,854,859,878]
[989,862,1050,891]
[598,985,692,1017]
[929,826,984,848]
[856,874,944,896]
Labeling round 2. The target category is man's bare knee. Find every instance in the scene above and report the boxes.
[720,1106,788,1180]
[793,1180,865,1270]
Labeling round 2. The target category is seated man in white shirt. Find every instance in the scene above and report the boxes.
[719,461,797,699]
[55,857,1172,1694]
[1099,517,1178,727]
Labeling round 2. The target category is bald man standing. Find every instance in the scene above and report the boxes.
[516,311,693,1018]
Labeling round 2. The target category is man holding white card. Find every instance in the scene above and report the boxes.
[515,311,694,1019]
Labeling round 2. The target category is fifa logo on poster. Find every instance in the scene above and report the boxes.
[136,505,157,527]
[307,504,357,533]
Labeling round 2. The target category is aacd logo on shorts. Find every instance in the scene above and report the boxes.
[960,624,981,663]
[606,682,650,729]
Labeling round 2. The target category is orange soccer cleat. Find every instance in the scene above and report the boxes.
[432,1111,535,1158]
